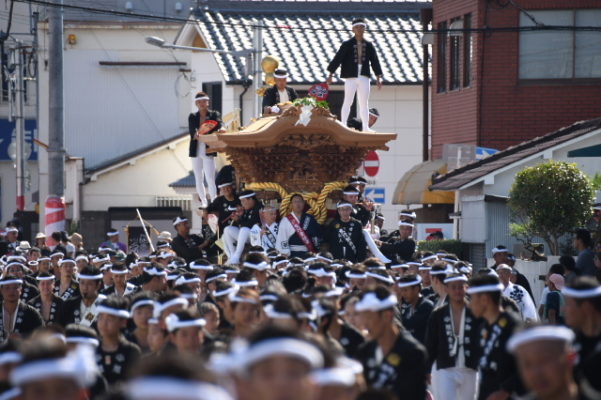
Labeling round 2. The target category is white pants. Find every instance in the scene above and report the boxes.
[363,229,391,263]
[431,367,479,400]
[190,142,217,205]
[341,75,371,131]
[223,226,250,265]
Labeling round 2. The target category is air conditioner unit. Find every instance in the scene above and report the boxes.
[125,1,133,11]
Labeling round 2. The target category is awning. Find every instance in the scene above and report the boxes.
[392,159,455,205]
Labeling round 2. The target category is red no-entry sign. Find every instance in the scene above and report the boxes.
[363,151,380,177]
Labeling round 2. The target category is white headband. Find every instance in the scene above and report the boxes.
[492,247,508,255]
[218,182,233,188]
[228,292,258,304]
[0,352,22,366]
[10,346,97,388]
[239,192,256,199]
[365,271,394,284]
[145,267,167,277]
[189,262,214,271]
[206,274,228,283]
[36,275,56,281]
[561,286,601,299]
[131,299,155,313]
[466,283,504,294]
[391,263,408,269]
[126,378,232,400]
[243,261,270,271]
[342,191,358,196]
[59,259,76,266]
[0,387,20,400]
[79,273,103,280]
[106,231,119,237]
[65,337,100,347]
[157,298,189,315]
[337,202,354,209]
[195,96,210,101]
[213,286,238,298]
[352,22,366,28]
[97,305,130,319]
[264,304,294,320]
[355,293,397,312]
[345,271,366,279]
[273,73,288,79]
[241,338,324,370]
[397,275,423,288]
[110,268,129,275]
[496,264,512,272]
[421,255,438,262]
[311,367,356,387]
[259,294,279,302]
[75,255,89,262]
[418,266,431,271]
[398,221,414,228]
[50,252,64,258]
[233,279,259,287]
[165,314,206,332]
[444,275,468,284]
[172,217,188,226]
[0,279,22,286]
[507,326,575,353]
[272,259,288,268]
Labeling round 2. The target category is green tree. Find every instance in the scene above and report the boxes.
[508,160,595,255]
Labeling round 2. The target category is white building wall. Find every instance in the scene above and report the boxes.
[82,138,190,210]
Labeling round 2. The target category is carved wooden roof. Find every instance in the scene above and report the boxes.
[200,106,397,192]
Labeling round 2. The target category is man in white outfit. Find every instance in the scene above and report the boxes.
[497,264,539,322]
[327,18,383,132]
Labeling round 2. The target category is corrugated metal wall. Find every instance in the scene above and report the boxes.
[486,201,519,258]
[64,50,183,168]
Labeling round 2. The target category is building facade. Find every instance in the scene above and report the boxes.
[431,0,601,158]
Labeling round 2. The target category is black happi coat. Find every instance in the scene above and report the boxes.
[477,311,523,400]
[188,109,223,157]
[356,330,428,400]
[327,37,383,79]
[96,337,141,385]
[338,323,365,358]
[285,213,322,256]
[0,301,43,341]
[325,218,366,262]
[262,86,298,108]
[574,331,601,400]
[54,280,80,301]
[380,237,416,262]
[400,296,434,344]
[352,204,371,227]
[28,294,65,326]
[20,281,39,303]
[171,233,205,264]
[235,202,262,229]
[207,195,242,232]
[425,302,481,371]
[62,296,100,326]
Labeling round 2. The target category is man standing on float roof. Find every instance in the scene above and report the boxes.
[327,18,383,132]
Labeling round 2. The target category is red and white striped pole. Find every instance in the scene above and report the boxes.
[44,196,65,242]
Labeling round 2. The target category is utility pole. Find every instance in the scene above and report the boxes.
[13,45,26,211]
[252,20,263,118]
[47,0,65,198]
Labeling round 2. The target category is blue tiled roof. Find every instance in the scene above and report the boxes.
[194,2,428,84]
[169,171,196,188]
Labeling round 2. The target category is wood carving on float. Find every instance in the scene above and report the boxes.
[198,98,397,223]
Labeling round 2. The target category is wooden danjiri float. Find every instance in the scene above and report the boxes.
[199,99,397,223]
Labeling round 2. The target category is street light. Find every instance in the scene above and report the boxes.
[145,34,261,119]
[145,36,253,57]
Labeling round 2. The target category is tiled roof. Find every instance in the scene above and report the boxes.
[194,1,428,84]
[429,118,601,191]
[169,171,196,188]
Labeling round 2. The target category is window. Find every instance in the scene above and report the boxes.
[519,9,601,79]
[449,18,461,90]
[463,13,472,87]
[437,21,447,92]
[202,82,222,113]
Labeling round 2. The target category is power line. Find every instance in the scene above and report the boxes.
[13,0,601,34]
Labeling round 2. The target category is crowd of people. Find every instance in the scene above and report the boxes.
[0,176,600,400]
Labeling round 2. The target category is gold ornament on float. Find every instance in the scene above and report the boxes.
[261,55,280,74]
